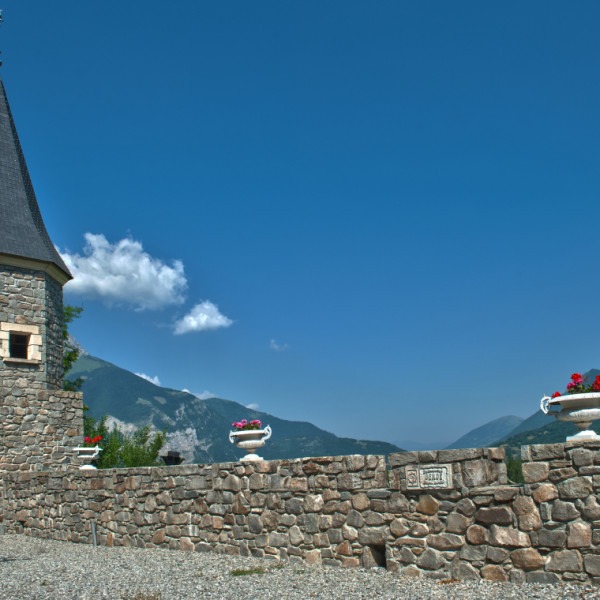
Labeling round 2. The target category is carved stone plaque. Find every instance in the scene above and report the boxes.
[405,463,453,490]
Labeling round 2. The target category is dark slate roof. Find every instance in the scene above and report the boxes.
[0,79,71,279]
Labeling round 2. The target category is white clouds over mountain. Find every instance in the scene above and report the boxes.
[135,372,161,386]
[61,234,187,311]
[174,301,233,335]
[60,234,234,336]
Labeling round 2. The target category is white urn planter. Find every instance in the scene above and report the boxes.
[229,426,272,462]
[541,393,600,441]
[73,445,101,470]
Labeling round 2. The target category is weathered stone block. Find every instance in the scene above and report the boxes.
[510,548,545,571]
[357,527,387,545]
[466,524,488,545]
[351,493,370,511]
[459,544,487,562]
[532,483,558,504]
[582,496,600,521]
[585,555,600,576]
[248,514,263,534]
[455,498,476,517]
[475,506,513,526]
[481,565,508,581]
[451,559,480,580]
[427,533,464,551]
[537,528,566,548]
[494,487,518,502]
[557,477,593,499]
[567,521,591,548]
[285,498,304,514]
[416,495,439,516]
[417,548,445,570]
[570,448,594,467]
[525,572,560,584]
[489,525,530,548]
[346,509,364,528]
[552,500,581,522]
[342,524,358,541]
[529,443,566,461]
[304,494,324,512]
[522,462,549,484]
[487,546,509,563]
[549,467,578,483]
[446,512,470,534]
[546,549,583,573]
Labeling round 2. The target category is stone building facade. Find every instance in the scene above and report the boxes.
[0,77,83,471]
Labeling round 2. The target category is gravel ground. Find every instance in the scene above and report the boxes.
[1,534,600,599]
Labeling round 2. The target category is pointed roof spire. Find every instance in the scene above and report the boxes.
[0,79,71,282]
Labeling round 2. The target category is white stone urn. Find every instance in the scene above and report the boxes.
[229,426,272,462]
[73,445,101,470]
[541,393,600,441]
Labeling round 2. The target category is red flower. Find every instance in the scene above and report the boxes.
[571,373,584,384]
[592,375,600,392]
[92,435,102,444]
[551,391,562,398]
[84,436,92,444]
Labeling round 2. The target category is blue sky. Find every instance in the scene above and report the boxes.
[4,1,600,448]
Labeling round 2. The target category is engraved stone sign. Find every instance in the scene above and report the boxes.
[405,463,453,490]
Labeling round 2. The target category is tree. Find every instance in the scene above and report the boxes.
[506,455,524,484]
[63,304,83,391]
[84,415,166,469]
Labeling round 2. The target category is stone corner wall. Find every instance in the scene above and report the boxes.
[0,387,83,472]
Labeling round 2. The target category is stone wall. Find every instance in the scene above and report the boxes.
[0,266,64,390]
[2,443,600,583]
[0,389,83,472]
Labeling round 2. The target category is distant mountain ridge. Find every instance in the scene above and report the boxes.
[445,415,523,450]
[67,355,401,463]
[444,369,600,452]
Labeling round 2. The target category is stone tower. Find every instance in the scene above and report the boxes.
[0,78,83,471]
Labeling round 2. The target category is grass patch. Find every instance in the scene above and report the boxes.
[230,567,266,576]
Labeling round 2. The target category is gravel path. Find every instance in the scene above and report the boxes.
[1,534,599,599]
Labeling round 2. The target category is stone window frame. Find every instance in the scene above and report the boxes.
[0,322,42,364]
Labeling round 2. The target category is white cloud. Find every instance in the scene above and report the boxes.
[246,403,260,410]
[182,389,217,400]
[136,372,161,386]
[174,301,233,335]
[269,339,289,352]
[60,233,187,311]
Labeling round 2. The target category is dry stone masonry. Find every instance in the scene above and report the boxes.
[0,266,64,390]
[2,442,600,584]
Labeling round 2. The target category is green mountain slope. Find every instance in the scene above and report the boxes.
[495,420,578,455]
[446,415,524,449]
[497,410,548,440]
[68,355,401,464]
